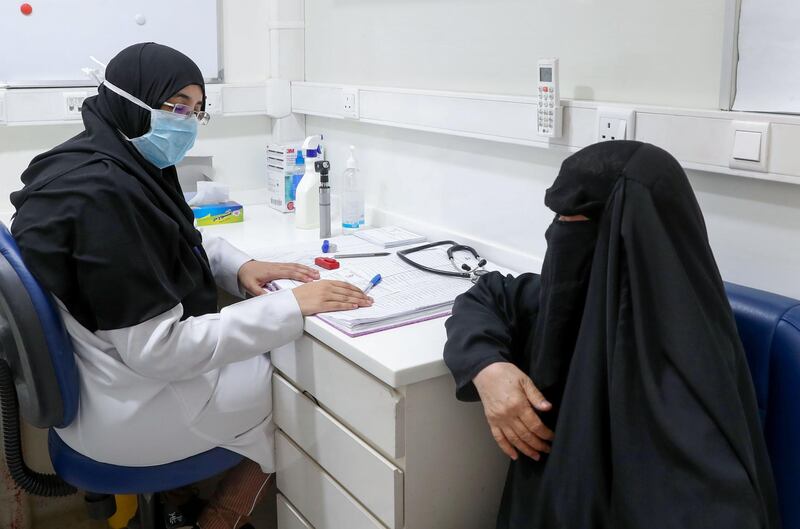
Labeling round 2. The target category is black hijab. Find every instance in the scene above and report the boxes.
[10,43,217,332]
[444,141,780,528]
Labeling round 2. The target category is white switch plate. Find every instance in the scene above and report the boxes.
[729,121,769,172]
[341,88,359,119]
[597,107,635,142]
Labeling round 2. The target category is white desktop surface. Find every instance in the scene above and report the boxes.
[202,203,467,389]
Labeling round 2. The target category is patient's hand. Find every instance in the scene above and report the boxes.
[473,362,554,461]
[238,260,320,297]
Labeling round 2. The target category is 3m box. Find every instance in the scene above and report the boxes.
[191,201,244,226]
[268,143,301,213]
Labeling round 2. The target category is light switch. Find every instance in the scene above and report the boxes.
[733,130,762,161]
[729,121,770,173]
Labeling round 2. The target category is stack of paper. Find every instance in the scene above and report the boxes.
[353,226,427,248]
[259,230,493,337]
[313,264,474,336]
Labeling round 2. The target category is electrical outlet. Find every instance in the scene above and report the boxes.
[63,91,88,118]
[596,107,635,142]
[341,88,359,119]
[599,118,627,141]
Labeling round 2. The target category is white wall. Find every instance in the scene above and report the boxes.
[303,0,800,300]
[309,116,800,299]
[0,0,272,215]
[306,0,726,109]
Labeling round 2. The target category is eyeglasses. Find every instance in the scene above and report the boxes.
[162,102,211,125]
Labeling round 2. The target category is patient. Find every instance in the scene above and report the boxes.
[443,141,781,528]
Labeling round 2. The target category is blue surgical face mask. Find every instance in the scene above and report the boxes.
[103,80,198,169]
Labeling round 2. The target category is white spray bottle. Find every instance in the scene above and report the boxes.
[295,135,322,229]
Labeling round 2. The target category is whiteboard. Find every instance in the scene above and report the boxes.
[0,0,220,86]
[733,0,800,113]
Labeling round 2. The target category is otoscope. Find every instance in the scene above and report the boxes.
[316,160,332,239]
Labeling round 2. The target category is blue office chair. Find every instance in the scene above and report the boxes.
[0,222,242,529]
[725,282,800,529]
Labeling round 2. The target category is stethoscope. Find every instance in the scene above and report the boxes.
[397,240,489,283]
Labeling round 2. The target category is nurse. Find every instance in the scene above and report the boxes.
[10,43,371,529]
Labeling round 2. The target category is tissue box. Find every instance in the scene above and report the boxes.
[191,201,244,226]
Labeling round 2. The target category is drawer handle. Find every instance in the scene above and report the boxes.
[302,390,320,406]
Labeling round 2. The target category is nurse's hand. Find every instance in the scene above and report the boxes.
[238,260,320,297]
[292,280,374,315]
[473,362,554,461]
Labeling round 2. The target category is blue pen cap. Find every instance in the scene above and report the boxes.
[321,240,337,253]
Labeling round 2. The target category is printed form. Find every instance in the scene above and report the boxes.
[254,232,498,336]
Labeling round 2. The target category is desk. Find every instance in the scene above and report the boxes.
[203,204,508,529]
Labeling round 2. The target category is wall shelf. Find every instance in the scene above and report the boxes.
[291,81,800,186]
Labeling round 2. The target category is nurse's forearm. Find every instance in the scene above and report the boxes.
[99,289,303,381]
[203,236,253,297]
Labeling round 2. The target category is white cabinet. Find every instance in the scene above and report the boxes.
[272,334,404,458]
[273,333,508,529]
[277,494,315,529]
[273,374,403,528]
[276,432,386,529]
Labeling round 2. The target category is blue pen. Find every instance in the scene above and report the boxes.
[363,274,382,295]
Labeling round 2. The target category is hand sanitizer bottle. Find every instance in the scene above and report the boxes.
[341,146,364,232]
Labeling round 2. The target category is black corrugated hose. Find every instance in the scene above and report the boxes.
[0,359,76,496]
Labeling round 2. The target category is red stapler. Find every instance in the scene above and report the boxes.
[314,257,340,270]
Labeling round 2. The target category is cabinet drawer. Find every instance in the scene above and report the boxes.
[274,374,404,529]
[272,334,404,457]
[276,431,387,529]
[277,493,315,529]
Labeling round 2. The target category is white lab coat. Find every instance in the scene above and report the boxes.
[54,237,303,472]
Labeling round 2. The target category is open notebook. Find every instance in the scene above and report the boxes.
[256,232,495,337]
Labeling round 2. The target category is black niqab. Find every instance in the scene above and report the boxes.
[444,141,780,528]
[10,43,217,332]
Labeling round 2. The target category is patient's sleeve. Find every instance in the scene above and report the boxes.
[443,271,541,401]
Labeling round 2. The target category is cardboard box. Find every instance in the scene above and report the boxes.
[191,201,244,226]
[268,143,302,213]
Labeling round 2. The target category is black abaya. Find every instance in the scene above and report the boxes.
[444,141,781,528]
[10,43,216,332]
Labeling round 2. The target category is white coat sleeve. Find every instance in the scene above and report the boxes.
[96,289,304,381]
[203,236,253,297]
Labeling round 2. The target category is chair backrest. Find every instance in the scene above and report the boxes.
[0,222,78,428]
[725,282,800,529]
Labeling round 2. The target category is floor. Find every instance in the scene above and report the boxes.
[28,481,278,529]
